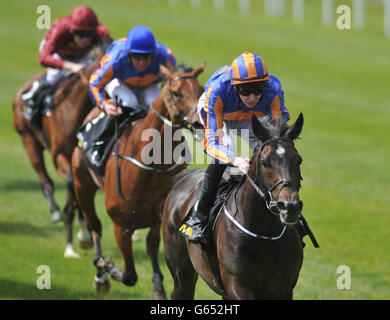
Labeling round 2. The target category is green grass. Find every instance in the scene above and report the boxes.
[0,0,389,300]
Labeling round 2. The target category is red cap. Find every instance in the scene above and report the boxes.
[70,6,98,31]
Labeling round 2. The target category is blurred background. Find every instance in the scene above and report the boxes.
[0,0,389,299]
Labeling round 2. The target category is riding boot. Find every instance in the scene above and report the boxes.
[79,108,147,174]
[178,162,227,244]
[22,77,51,126]
[80,111,117,171]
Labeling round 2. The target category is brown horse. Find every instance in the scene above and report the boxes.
[162,114,305,299]
[71,63,205,298]
[12,41,110,258]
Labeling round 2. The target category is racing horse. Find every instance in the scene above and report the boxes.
[162,114,305,299]
[71,63,205,298]
[12,40,111,258]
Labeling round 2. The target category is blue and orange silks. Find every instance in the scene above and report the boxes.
[200,65,290,165]
[89,37,176,110]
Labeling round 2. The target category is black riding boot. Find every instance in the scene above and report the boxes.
[78,108,147,175]
[21,77,51,126]
[178,162,227,244]
[78,111,116,173]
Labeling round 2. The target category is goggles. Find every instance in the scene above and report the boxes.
[235,83,266,96]
[72,30,95,38]
[129,52,154,61]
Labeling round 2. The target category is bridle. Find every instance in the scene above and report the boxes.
[150,75,198,130]
[220,136,300,241]
[246,137,298,215]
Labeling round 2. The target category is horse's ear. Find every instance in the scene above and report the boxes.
[192,62,206,78]
[160,64,173,79]
[252,116,271,143]
[284,113,304,140]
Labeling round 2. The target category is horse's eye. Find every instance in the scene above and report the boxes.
[260,159,268,168]
[172,91,182,99]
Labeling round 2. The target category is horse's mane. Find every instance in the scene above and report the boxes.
[171,63,194,73]
[258,117,289,138]
[160,63,194,84]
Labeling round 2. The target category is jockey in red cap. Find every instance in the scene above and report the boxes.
[22,6,111,125]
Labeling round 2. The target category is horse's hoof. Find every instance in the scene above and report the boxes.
[51,210,64,223]
[93,274,110,294]
[77,230,93,250]
[152,290,167,300]
[64,244,81,259]
[78,238,93,250]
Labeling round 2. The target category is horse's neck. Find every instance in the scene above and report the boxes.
[235,178,282,236]
[132,93,180,164]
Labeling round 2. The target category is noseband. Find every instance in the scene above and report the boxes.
[246,137,298,214]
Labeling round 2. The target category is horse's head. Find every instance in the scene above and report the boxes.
[250,113,304,225]
[159,63,205,141]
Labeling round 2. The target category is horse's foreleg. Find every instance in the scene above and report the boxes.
[147,225,167,300]
[72,152,108,292]
[110,223,137,286]
[162,219,198,300]
[20,132,62,221]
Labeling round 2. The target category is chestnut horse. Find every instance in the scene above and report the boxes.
[162,114,305,299]
[71,64,204,298]
[12,41,110,258]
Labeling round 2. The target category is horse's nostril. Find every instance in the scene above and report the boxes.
[277,201,287,211]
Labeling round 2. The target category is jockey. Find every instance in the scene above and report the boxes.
[178,52,290,244]
[22,6,111,125]
[81,25,176,170]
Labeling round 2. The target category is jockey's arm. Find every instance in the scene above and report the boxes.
[89,54,122,117]
[63,61,84,73]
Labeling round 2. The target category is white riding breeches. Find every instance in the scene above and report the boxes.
[104,78,160,109]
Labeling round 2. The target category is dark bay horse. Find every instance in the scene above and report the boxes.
[162,114,305,299]
[12,41,110,258]
[71,64,205,298]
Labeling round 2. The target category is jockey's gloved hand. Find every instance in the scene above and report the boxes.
[232,156,250,174]
[105,102,123,118]
[63,61,84,73]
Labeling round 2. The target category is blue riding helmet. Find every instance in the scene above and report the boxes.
[126,25,156,54]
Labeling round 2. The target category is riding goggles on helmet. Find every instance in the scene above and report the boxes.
[128,52,154,61]
[72,30,95,38]
[235,82,266,96]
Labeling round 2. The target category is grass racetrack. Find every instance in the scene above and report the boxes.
[0,0,389,300]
